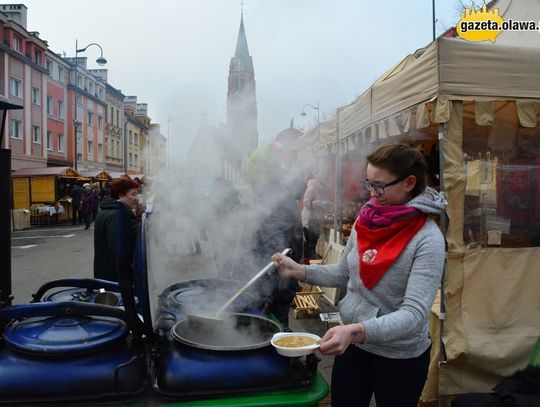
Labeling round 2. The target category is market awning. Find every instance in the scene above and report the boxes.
[109,171,131,180]
[79,170,111,180]
[12,166,81,178]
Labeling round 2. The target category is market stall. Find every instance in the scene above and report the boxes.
[109,171,132,180]
[298,0,540,402]
[79,170,112,187]
[11,166,81,224]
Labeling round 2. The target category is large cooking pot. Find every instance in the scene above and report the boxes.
[171,312,281,351]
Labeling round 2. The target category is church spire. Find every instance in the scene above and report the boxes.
[234,11,250,60]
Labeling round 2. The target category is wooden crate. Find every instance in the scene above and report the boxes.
[293,283,324,318]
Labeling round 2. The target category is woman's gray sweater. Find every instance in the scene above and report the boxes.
[305,187,447,359]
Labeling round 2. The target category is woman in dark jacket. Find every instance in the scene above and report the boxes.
[93,179,140,282]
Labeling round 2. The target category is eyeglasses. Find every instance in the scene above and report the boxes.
[362,174,408,195]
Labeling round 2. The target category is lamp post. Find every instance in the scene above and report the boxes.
[300,102,320,145]
[72,40,107,170]
[301,102,321,172]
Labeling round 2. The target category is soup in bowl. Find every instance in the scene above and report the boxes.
[271,332,321,357]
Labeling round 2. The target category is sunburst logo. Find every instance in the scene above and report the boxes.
[456,4,503,43]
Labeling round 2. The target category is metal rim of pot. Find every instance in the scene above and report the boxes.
[170,312,282,351]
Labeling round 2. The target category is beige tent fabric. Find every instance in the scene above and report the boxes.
[416,103,431,129]
[439,37,540,100]
[442,101,465,252]
[475,101,495,125]
[339,90,371,140]
[372,42,439,123]
[433,96,452,124]
[517,100,537,128]
[492,0,540,48]
[298,115,337,149]
[441,248,540,394]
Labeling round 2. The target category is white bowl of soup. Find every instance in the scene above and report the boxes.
[271,332,321,357]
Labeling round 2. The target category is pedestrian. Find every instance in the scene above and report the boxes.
[301,176,329,259]
[272,143,447,407]
[81,184,94,230]
[93,178,140,282]
[91,184,100,223]
[245,145,304,330]
[70,183,84,225]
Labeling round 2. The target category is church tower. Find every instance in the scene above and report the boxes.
[227,11,258,160]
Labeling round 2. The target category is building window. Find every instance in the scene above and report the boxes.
[32,125,40,144]
[129,153,133,166]
[98,116,103,130]
[129,130,133,144]
[32,87,40,105]
[76,94,82,106]
[87,111,93,126]
[34,50,41,65]
[10,78,21,98]
[116,110,119,127]
[134,134,139,146]
[58,134,64,152]
[89,82,94,95]
[46,59,52,73]
[11,119,22,139]
[12,36,21,52]
[46,96,53,115]
[88,140,93,156]
[57,66,64,82]
[98,143,103,158]
[117,141,120,158]
[135,154,138,166]
[58,100,64,119]
[46,131,52,150]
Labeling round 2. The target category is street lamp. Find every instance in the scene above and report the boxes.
[72,40,107,170]
[301,102,321,171]
[75,40,107,66]
[300,102,320,145]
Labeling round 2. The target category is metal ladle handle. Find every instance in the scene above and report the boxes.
[216,248,292,317]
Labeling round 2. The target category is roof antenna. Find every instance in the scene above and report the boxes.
[241,0,244,16]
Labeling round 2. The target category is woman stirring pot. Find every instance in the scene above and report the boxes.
[272,143,446,407]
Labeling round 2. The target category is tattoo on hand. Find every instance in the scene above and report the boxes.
[350,328,361,337]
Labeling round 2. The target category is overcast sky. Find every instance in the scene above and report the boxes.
[18,0,464,162]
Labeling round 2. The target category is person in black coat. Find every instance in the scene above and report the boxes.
[70,184,84,225]
[93,179,140,282]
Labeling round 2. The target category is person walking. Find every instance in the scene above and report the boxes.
[91,184,100,224]
[272,143,447,407]
[81,185,94,230]
[301,177,328,259]
[70,183,84,225]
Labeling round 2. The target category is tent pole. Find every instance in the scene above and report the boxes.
[333,108,343,244]
[437,122,448,407]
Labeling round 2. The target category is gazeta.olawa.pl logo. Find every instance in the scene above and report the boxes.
[456,4,539,43]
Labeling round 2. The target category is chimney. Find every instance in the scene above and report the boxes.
[0,4,28,29]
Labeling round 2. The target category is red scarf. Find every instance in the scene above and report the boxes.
[355,199,427,289]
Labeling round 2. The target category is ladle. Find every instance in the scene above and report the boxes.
[187,248,292,324]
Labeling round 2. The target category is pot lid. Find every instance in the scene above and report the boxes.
[4,315,128,355]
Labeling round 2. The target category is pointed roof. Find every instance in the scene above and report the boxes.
[234,13,250,59]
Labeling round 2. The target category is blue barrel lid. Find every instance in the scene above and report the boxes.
[4,315,128,355]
